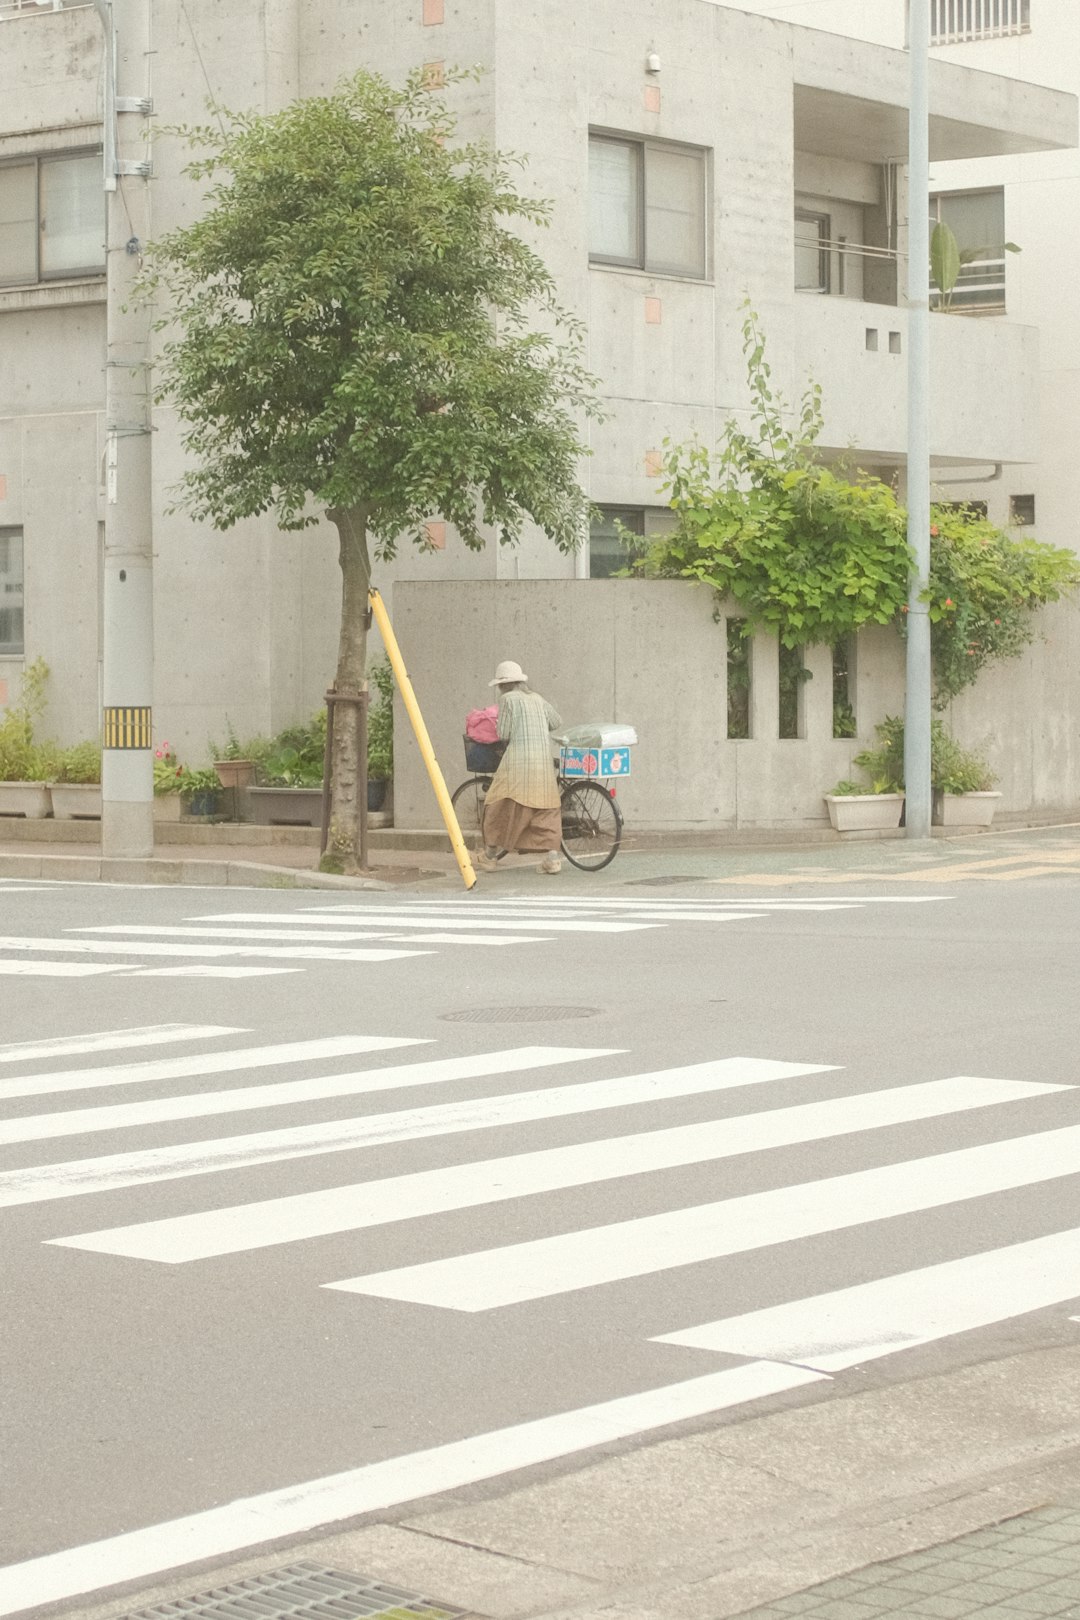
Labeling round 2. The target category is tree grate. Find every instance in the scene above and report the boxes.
[115,1561,468,1620]
[440,1005,599,1023]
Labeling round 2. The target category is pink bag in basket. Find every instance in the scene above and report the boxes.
[465,706,500,744]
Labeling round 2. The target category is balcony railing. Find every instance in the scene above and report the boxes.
[930,0,1031,44]
[0,0,91,17]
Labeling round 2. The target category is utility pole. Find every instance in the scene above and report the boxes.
[905,0,933,839]
[93,0,155,858]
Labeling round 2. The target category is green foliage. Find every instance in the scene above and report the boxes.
[635,306,912,649]
[924,506,1080,702]
[143,67,598,556]
[833,715,995,796]
[208,717,250,762]
[180,767,223,796]
[257,710,327,788]
[153,742,186,795]
[54,741,102,785]
[930,220,1020,313]
[367,655,394,780]
[0,659,58,782]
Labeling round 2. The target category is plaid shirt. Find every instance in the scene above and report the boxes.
[485,689,562,810]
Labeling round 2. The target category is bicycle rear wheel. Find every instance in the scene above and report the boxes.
[560,781,622,871]
[450,775,491,841]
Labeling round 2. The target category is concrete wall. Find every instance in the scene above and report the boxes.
[391,580,1080,831]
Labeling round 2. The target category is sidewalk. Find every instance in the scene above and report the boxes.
[1,816,1080,892]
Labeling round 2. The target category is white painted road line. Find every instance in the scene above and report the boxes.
[0,1034,424,1103]
[128,967,301,979]
[0,1025,244,1066]
[0,1361,825,1618]
[0,962,133,978]
[57,1077,1060,1264]
[74,924,547,948]
[0,935,430,964]
[0,1056,821,1209]
[446,896,948,908]
[335,1099,1080,1312]
[653,1227,1080,1371]
[221,911,657,934]
[8,1045,616,1148]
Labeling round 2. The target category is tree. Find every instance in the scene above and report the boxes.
[145,69,598,871]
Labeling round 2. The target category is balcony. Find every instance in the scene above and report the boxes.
[0,0,91,16]
[793,295,1038,467]
[931,0,1031,46]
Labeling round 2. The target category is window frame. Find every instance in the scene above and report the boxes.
[588,132,710,281]
[794,208,831,295]
[589,505,646,580]
[930,187,1009,314]
[0,527,25,657]
[0,148,105,289]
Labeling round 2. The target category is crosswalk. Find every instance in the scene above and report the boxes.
[5,1019,1078,1614]
[0,892,949,978]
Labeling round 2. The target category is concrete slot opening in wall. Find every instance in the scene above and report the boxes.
[865,328,879,352]
[726,620,751,739]
[832,638,856,738]
[779,643,807,740]
[889,331,902,354]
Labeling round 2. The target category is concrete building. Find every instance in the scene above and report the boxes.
[0,0,1076,830]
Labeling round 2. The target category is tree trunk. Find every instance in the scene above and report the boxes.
[324,504,371,873]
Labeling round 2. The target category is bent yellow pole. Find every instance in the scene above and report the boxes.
[369,588,477,892]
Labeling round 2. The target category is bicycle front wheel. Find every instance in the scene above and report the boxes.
[450,775,491,842]
[560,781,622,872]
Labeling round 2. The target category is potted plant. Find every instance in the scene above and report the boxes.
[153,742,187,821]
[0,659,56,819]
[931,730,1000,827]
[180,766,224,818]
[367,656,393,813]
[825,716,905,832]
[50,741,102,819]
[211,719,257,790]
[247,710,327,825]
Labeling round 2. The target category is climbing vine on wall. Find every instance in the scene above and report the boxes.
[630,305,1080,704]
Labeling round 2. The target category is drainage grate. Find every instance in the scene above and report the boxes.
[440,1005,600,1024]
[116,1561,467,1620]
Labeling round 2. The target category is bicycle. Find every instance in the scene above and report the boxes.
[451,738,623,872]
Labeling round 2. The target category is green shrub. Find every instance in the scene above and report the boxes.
[367,656,394,780]
[0,659,58,782]
[257,709,327,787]
[54,741,102,784]
[831,715,995,797]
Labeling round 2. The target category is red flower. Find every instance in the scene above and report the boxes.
[901,604,909,614]
[930,525,940,537]
[944,598,954,608]
[994,618,1001,626]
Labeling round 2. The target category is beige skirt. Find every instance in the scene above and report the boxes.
[483,797,562,854]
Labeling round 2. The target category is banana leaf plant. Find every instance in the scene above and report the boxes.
[930,221,1020,312]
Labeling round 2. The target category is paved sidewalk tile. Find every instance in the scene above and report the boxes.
[731,1507,1080,1618]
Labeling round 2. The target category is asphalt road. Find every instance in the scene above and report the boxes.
[1,855,1079,1615]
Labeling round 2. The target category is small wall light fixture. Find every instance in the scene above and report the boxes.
[645,50,661,74]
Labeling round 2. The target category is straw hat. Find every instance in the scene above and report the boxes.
[489,659,528,687]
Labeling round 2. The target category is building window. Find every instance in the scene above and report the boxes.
[0,529,24,655]
[930,189,1010,313]
[795,210,830,294]
[588,134,708,279]
[0,152,104,287]
[930,0,1030,44]
[589,506,644,579]
[1010,493,1036,526]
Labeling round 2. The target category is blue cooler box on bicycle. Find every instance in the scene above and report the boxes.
[557,723,637,781]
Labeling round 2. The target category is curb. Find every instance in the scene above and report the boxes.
[0,852,401,891]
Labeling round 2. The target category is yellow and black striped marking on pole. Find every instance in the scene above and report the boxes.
[103,706,152,750]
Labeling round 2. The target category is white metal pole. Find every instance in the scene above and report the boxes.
[905,0,933,839]
[95,0,155,858]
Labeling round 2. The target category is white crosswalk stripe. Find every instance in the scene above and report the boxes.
[0,1024,243,1065]
[0,892,951,978]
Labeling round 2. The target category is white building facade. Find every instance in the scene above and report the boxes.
[0,0,1077,829]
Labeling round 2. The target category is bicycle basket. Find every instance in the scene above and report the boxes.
[463,735,507,773]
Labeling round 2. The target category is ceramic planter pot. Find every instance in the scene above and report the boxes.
[932,790,1001,828]
[824,792,904,832]
[367,778,388,812]
[0,782,51,818]
[50,782,102,820]
[213,759,255,790]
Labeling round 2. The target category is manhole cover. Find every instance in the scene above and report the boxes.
[441,1005,600,1023]
[117,1561,466,1620]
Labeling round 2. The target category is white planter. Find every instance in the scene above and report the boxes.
[50,782,102,820]
[0,782,51,819]
[933,790,1002,828]
[153,794,183,822]
[824,792,904,832]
